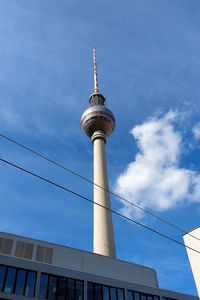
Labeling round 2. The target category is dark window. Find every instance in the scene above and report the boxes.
[127,290,133,300]
[88,282,125,300]
[15,269,26,295]
[87,282,94,300]
[129,291,161,300]
[57,277,67,300]
[110,287,117,300]
[4,267,16,293]
[161,298,177,300]
[66,278,75,300]
[39,273,84,300]
[39,273,49,299]
[117,289,124,300]
[48,276,57,300]
[0,266,6,292]
[103,286,109,300]
[95,284,101,300]
[0,265,36,297]
[25,271,36,297]
[76,280,83,300]
[133,292,140,300]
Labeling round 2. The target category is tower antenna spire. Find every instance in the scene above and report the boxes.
[93,48,99,93]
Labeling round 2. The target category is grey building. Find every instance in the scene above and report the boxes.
[0,232,198,300]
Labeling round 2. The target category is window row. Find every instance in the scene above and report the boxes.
[0,264,178,300]
[0,264,36,297]
[39,273,84,300]
[127,290,159,300]
[87,282,124,300]
[127,291,177,300]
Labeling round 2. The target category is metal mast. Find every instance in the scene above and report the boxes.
[93,48,99,94]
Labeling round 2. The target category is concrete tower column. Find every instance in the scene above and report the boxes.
[92,130,116,257]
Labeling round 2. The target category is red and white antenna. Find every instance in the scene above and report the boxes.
[93,48,99,93]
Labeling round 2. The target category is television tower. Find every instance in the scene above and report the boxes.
[81,49,116,258]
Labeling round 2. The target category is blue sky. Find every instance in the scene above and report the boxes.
[0,0,200,296]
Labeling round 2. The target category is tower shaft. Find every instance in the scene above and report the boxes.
[92,130,116,258]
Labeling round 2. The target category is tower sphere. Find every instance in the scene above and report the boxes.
[81,97,115,139]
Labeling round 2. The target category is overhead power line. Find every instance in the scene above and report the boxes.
[0,157,200,256]
[0,132,199,244]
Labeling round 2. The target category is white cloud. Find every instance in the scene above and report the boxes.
[115,111,200,219]
[192,122,200,140]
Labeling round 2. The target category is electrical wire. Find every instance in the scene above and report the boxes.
[0,133,199,243]
[0,157,199,256]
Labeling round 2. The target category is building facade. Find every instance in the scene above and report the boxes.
[183,227,200,297]
[0,232,198,300]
